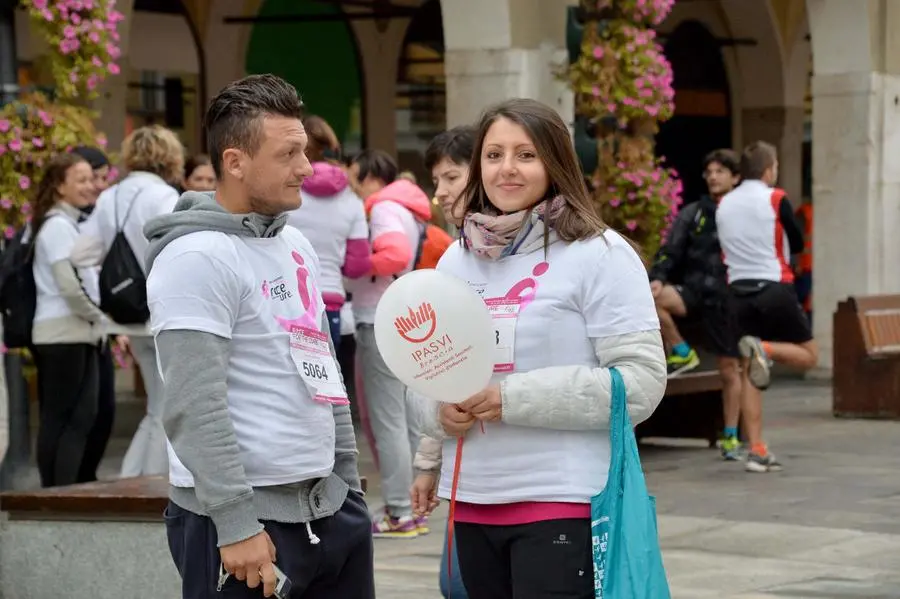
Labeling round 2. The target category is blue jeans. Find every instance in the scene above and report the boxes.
[440,523,468,598]
[327,309,342,352]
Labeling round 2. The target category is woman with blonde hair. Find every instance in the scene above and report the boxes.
[73,124,184,478]
[419,99,667,597]
[30,153,106,487]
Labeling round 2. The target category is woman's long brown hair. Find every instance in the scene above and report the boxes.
[31,153,87,238]
[455,98,607,243]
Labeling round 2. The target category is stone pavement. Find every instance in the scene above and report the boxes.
[363,380,900,598]
[8,378,900,598]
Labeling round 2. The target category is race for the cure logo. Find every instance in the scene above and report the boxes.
[394,302,437,343]
[262,276,292,302]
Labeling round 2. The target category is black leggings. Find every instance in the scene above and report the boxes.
[455,519,594,599]
[78,340,115,482]
[33,343,99,487]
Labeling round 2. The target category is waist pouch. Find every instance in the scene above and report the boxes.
[729,279,774,297]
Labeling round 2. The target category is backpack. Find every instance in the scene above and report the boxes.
[0,225,38,349]
[99,187,149,325]
[412,221,453,270]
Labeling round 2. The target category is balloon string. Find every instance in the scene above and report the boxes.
[447,436,464,599]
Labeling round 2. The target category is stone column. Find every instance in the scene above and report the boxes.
[810,70,900,368]
[93,0,135,152]
[349,18,410,157]
[445,43,573,128]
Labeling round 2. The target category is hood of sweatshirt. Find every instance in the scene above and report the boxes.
[301,161,349,197]
[364,179,433,222]
[144,190,286,271]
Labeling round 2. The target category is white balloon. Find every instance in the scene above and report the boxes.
[374,269,495,404]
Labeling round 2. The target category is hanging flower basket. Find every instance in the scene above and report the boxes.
[23,0,125,100]
[0,93,112,234]
[566,20,674,124]
[588,0,675,27]
[593,134,682,254]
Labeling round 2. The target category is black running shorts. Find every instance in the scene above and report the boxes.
[727,280,813,344]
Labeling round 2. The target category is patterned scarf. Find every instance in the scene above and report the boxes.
[461,196,566,260]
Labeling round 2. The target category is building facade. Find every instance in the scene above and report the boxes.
[12,0,900,370]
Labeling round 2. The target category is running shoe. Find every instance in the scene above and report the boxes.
[745,451,782,473]
[372,515,419,539]
[739,336,772,390]
[720,435,742,461]
[667,348,700,377]
[414,515,430,535]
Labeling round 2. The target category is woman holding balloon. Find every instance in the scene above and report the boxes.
[409,124,476,599]
[412,99,667,598]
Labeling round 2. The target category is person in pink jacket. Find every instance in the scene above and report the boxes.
[347,150,435,537]
[287,116,371,349]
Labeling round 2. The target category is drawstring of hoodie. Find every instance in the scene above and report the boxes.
[305,521,321,545]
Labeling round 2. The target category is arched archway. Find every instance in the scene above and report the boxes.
[245,0,364,148]
[656,20,732,204]
[396,0,444,180]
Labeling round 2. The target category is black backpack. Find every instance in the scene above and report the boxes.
[99,187,149,325]
[0,225,38,349]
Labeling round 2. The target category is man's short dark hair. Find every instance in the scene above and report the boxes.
[353,149,398,185]
[204,74,304,179]
[740,141,778,180]
[424,126,477,171]
[702,148,739,176]
[71,146,109,170]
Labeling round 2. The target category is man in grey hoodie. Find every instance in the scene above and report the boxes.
[144,74,373,598]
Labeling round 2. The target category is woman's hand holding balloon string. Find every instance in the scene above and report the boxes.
[439,403,477,436]
[458,384,502,422]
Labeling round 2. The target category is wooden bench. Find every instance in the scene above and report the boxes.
[833,294,900,418]
[635,318,725,447]
[1,475,369,520]
[637,369,724,447]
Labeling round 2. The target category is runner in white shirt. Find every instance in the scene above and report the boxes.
[417,99,667,597]
[716,141,818,473]
[145,74,372,599]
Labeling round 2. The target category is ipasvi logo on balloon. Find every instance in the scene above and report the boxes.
[393,301,457,372]
[394,302,437,343]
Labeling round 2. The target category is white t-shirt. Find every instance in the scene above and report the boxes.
[436,230,659,504]
[716,179,794,283]
[33,209,100,323]
[287,187,368,299]
[80,171,179,277]
[147,226,337,487]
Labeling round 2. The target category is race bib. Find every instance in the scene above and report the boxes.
[289,326,349,406]
[485,298,520,372]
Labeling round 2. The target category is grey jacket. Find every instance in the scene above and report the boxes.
[145,191,362,547]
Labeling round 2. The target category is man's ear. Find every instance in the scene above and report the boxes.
[222,148,244,181]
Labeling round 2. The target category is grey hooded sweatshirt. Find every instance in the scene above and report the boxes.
[144,191,362,547]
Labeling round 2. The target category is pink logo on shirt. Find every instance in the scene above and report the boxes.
[267,250,320,332]
[489,261,550,310]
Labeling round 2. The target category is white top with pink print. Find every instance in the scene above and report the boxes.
[435,231,658,505]
[148,225,337,488]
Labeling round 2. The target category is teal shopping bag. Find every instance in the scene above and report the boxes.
[591,367,670,598]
